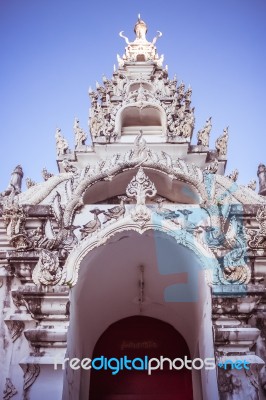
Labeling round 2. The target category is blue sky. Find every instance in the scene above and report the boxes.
[0,0,265,191]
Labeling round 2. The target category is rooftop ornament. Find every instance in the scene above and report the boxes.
[118,15,163,64]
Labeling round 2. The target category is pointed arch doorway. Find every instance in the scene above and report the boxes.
[89,316,193,400]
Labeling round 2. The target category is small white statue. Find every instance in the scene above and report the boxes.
[55,128,68,156]
[73,118,87,148]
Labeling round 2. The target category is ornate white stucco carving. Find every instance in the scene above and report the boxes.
[247,180,256,191]
[119,15,162,64]
[25,178,36,189]
[215,127,229,157]
[86,16,198,144]
[32,249,65,286]
[73,117,87,149]
[246,205,266,248]
[55,128,69,156]
[227,169,239,182]
[64,214,221,287]
[197,117,212,147]
[126,167,157,227]
[21,364,40,394]
[2,16,266,400]
[3,378,17,400]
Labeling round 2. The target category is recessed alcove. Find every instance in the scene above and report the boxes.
[116,104,166,138]
[122,106,161,127]
[136,54,146,61]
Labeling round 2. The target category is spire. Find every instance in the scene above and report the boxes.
[118,16,163,65]
[134,14,148,41]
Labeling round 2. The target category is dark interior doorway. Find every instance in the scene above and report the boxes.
[89,316,193,400]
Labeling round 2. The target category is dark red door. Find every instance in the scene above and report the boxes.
[89,316,193,400]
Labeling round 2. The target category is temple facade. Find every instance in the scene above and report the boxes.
[1,16,266,400]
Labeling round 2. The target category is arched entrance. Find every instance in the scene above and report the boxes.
[89,316,193,400]
[63,227,219,400]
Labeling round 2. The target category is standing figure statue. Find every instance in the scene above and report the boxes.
[2,165,24,196]
[55,128,69,156]
[197,117,212,147]
[73,117,87,149]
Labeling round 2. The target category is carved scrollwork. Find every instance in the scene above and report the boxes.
[25,178,36,189]
[197,117,212,147]
[32,249,64,286]
[89,101,119,143]
[215,127,229,157]
[204,159,219,174]
[246,205,266,248]
[247,180,256,191]
[219,264,251,285]
[2,204,32,251]
[22,363,40,393]
[165,101,195,141]
[3,378,17,400]
[41,167,54,181]
[6,320,25,342]
[218,369,242,395]
[227,169,239,182]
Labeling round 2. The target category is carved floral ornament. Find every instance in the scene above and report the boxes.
[126,167,157,227]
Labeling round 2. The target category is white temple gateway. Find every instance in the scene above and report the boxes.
[1,16,266,400]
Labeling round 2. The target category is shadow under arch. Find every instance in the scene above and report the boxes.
[63,223,219,400]
[89,315,193,400]
[82,167,202,205]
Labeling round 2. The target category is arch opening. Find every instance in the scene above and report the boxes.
[63,229,218,400]
[89,316,193,400]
